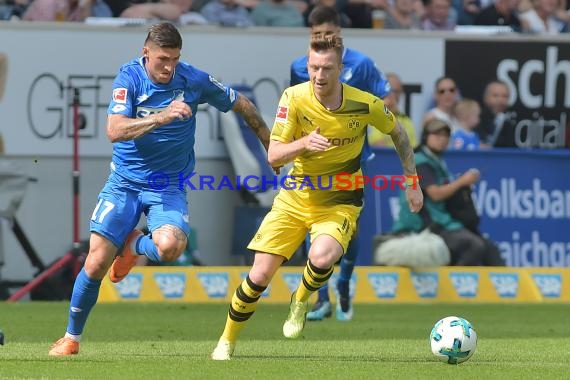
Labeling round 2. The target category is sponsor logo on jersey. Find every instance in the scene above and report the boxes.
[114,273,143,299]
[411,272,438,298]
[489,273,519,298]
[153,273,186,299]
[136,106,166,118]
[137,94,149,103]
[173,90,185,102]
[531,273,562,298]
[276,106,288,123]
[197,272,229,298]
[449,272,479,298]
[368,273,399,298]
[347,119,360,130]
[113,88,127,104]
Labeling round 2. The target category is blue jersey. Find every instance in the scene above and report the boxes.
[108,57,237,186]
[290,48,391,162]
[450,129,481,150]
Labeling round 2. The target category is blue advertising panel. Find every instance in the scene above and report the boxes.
[358,148,570,267]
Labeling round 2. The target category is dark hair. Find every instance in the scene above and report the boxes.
[309,34,344,63]
[484,79,509,95]
[434,76,456,91]
[144,22,183,49]
[307,5,341,27]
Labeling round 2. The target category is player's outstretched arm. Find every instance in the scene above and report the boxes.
[232,93,272,151]
[106,100,191,142]
[389,122,423,213]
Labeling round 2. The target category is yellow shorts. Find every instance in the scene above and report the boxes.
[247,189,361,260]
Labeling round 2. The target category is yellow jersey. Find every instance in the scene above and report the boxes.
[271,82,395,206]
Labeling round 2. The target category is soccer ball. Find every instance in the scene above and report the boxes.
[429,316,477,364]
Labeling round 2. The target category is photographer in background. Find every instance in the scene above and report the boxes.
[392,119,505,266]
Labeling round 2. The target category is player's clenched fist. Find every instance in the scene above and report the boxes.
[304,126,330,152]
[163,100,192,123]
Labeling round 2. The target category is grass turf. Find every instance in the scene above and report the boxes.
[0,302,569,379]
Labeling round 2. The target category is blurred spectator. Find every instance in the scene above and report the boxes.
[200,0,254,26]
[340,0,387,28]
[474,0,526,31]
[23,0,112,21]
[103,0,132,17]
[455,0,482,24]
[385,0,422,29]
[303,0,351,26]
[421,0,456,30]
[392,119,506,266]
[519,0,568,33]
[104,0,207,24]
[451,0,494,25]
[474,79,518,147]
[190,0,211,10]
[0,0,30,19]
[369,72,418,148]
[250,0,305,26]
[422,76,461,132]
[555,0,570,24]
[450,98,482,150]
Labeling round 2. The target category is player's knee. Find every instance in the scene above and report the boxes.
[156,242,184,262]
[248,271,272,287]
[84,254,112,279]
[308,246,340,268]
[308,254,337,269]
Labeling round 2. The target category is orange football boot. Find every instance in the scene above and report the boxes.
[108,229,144,283]
[48,337,79,356]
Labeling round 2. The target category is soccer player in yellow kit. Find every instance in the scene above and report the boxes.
[211,35,423,360]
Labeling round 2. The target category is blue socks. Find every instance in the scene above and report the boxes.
[67,268,101,336]
[316,283,330,302]
[339,238,358,283]
[135,234,162,262]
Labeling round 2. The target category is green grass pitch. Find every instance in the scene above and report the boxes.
[1,302,569,379]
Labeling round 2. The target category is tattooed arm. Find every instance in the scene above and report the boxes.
[106,100,192,142]
[232,92,271,151]
[389,121,423,212]
[389,121,416,177]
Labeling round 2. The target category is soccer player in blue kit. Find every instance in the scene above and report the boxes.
[290,6,391,322]
[49,22,272,356]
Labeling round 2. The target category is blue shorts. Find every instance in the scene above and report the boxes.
[89,173,190,248]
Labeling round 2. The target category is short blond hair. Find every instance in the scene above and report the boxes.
[453,98,480,120]
[309,35,344,64]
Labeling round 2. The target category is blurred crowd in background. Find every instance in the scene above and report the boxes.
[0,0,569,34]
